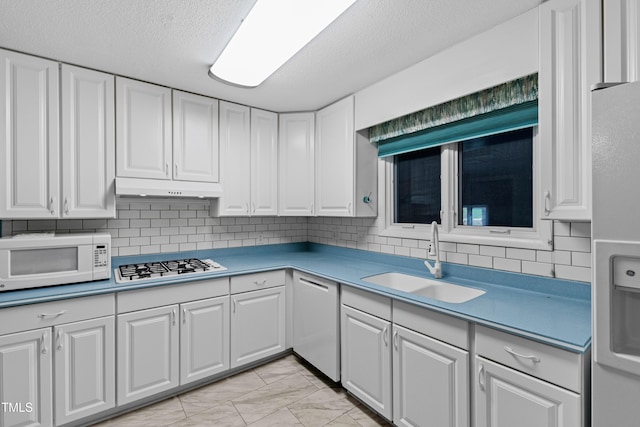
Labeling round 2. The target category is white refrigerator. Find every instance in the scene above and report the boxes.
[592,81,640,425]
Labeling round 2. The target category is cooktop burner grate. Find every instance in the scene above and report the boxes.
[115,258,226,283]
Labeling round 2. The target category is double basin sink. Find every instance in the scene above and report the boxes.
[362,272,485,303]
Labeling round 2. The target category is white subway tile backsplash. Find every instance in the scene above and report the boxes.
[6,202,591,284]
[506,248,536,261]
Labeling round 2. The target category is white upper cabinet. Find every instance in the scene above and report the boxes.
[604,0,640,82]
[173,90,219,183]
[116,77,172,180]
[538,0,601,221]
[0,49,59,219]
[279,113,315,216]
[0,50,116,219]
[315,96,377,217]
[61,64,115,218]
[213,103,278,216]
[251,108,279,216]
[215,101,252,216]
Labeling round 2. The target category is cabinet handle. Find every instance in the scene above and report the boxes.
[543,190,551,216]
[383,326,388,347]
[393,330,398,350]
[175,163,178,177]
[254,279,267,286]
[166,162,170,176]
[478,364,485,391]
[64,198,69,215]
[183,308,186,324]
[252,203,256,214]
[348,202,352,214]
[37,310,67,319]
[56,329,63,350]
[245,203,249,214]
[172,309,176,325]
[233,299,236,313]
[504,346,541,363]
[41,332,48,355]
[49,197,56,216]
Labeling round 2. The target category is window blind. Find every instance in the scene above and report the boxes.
[373,74,538,158]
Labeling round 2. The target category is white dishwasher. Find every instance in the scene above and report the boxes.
[292,271,340,381]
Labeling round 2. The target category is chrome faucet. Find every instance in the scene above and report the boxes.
[424,221,442,279]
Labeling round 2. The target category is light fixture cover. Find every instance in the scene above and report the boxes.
[210,0,357,87]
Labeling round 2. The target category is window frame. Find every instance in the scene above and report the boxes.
[380,126,553,251]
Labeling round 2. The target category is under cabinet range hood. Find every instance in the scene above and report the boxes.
[115,177,223,199]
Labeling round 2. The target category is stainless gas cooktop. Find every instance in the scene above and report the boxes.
[114,258,226,283]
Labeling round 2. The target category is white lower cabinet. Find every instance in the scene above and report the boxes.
[117,305,179,405]
[341,303,392,419]
[341,288,470,425]
[475,356,580,427]
[54,316,115,425]
[230,285,286,368]
[180,296,230,385]
[393,324,468,427]
[0,328,52,427]
[116,278,229,406]
[0,294,115,427]
[474,325,587,427]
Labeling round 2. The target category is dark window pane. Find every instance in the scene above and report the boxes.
[395,147,441,224]
[458,127,533,228]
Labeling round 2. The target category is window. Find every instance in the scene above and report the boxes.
[384,126,552,250]
[458,127,533,228]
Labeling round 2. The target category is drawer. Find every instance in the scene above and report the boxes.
[341,286,391,321]
[230,270,285,294]
[118,277,229,313]
[0,294,115,335]
[475,325,585,393]
[393,300,469,350]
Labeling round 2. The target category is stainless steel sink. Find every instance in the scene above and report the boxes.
[362,272,485,303]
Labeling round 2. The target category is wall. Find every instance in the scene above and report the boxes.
[308,217,592,283]
[3,199,307,257]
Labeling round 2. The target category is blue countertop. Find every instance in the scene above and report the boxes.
[0,243,591,353]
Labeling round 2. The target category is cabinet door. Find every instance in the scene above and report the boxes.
[393,324,469,427]
[53,316,115,425]
[180,296,230,385]
[341,304,392,420]
[218,101,251,216]
[315,96,355,217]
[117,305,179,405]
[61,64,115,218]
[539,0,601,221]
[173,90,219,183]
[604,0,640,82]
[292,272,339,381]
[116,77,172,180]
[475,356,580,427]
[230,286,286,368]
[0,49,59,219]
[278,113,315,216]
[0,328,52,427]
[251,108,278,216]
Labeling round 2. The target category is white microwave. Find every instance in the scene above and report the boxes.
[0,233,111,292]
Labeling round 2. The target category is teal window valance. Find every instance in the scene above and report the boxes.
[373,74,538,158]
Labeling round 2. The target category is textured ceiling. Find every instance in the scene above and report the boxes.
[0,0,543,112]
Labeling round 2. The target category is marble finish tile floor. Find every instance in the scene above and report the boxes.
[92,355,391,426]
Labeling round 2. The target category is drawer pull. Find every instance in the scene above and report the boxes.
[254,280,267,286]
[504,346,541,363]
[37,310,67,319]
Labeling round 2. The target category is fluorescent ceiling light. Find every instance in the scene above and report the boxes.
[210,0,357,87]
